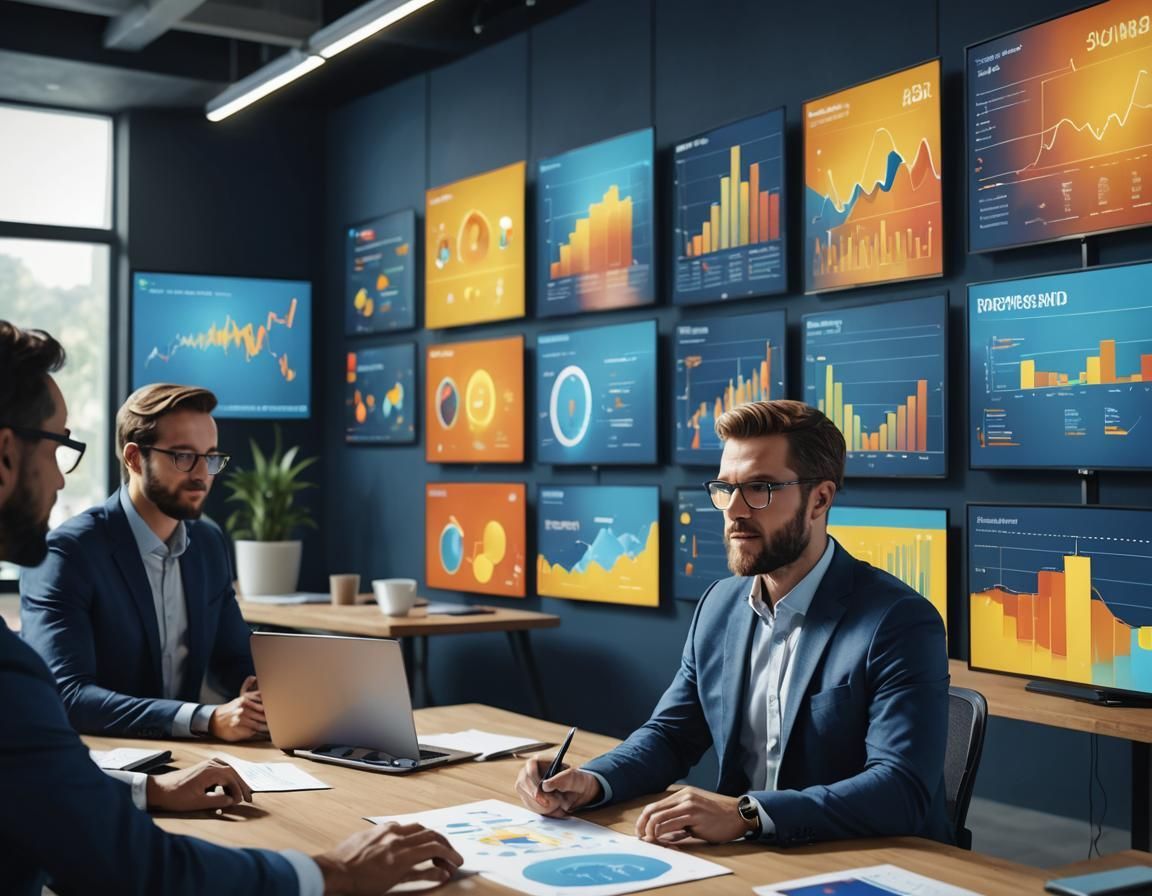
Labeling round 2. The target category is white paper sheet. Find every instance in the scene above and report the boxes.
[366,799,730,896]
[215,753,330,792]
[240,592,329,605]
[754,863,986,896]
[419,730,550,760]
[90,748,169,771]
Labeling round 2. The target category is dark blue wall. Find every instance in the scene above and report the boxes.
[314,0,1152,829]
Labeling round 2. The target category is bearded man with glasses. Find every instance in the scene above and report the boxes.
[516,399,952,848]
[21,383,267,741]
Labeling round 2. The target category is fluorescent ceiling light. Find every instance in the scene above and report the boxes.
[206,49,325,122]
[310,0,438,59]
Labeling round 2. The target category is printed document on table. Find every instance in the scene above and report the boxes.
[754,864,985,896]
[418,729,551,760]
[367,798,730,896]
[215,753,330,792]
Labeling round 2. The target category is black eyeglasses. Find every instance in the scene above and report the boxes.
[703,478,821,511]
[0,425,86,475]
[141,445,231,475]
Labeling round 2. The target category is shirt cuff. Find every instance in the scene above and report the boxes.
[170,702,199,738]
[190,703,217,736]
[581,769,613,808]
[105,769,149,810]
[281,849,324,896]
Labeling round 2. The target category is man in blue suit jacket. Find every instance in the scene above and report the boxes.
[22,383,264,740]
[0,320,462,895]
[517,400,951,847]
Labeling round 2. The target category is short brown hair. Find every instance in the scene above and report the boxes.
[0,321,66,429]
[715,400,845,490]
[116,384,217,481]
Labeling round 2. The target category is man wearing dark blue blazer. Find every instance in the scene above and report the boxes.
[21,383,265,740]
[517,400,951,847]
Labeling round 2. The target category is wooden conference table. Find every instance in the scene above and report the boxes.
[238,600,560,718]
[89,703,1071,895]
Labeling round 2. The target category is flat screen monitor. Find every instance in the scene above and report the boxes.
[425,161,525,329]
[344,343,416,445]
[672,108,787,304]
[802,294,948,477]
[803,59,943,294]
[827,506,948,627]
[966,0,1152,252]
[968,262,1152,471]
[673,487,728,600]
[536,320,657,465]
[425,335,524,463]
[968,504,1152,700]
[537,484,659,606]
[425,482,526,598]
[345,209,416,334]
[131,271,311,420]
[537,129,655,317]
[673,309,787,466]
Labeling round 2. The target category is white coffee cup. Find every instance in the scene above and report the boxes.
[372,578,417,616]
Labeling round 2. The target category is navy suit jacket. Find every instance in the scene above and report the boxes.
[19,491,254,737]
[583,542,952,846]
[0,620,296,896]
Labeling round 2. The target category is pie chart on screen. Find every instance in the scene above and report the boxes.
[436,377,459,429]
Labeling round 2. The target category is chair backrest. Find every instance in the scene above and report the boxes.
[944,685,988,850]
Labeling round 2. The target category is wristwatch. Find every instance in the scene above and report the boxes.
[737,794,762,837]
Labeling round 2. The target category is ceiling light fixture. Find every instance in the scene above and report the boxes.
[205,49,324,122]
[309,0,439,60]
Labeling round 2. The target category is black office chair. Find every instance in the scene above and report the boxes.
[944,685,988,850]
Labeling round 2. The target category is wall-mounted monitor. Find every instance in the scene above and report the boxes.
[966,0,1152,253]
[425,482,526,598]
[828,506,948,627]
[344,343,416,445]
[131,271,311,420]
[673,309,787,466]
[804,59,943,294]
[968,262,1152,471]
[968,504,1152,700]
[672,108,787,304]
[536,320,657,465]
[345,209,416,334]
[425,161,525,329]
[673,487,727,600]
[537,129,655,317]
[537,484,659,606]
[425,335,524,463]
[803,294,948,477]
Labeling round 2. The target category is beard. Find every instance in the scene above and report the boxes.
[724,499,810,577]
[0,473,51,567]
[142,458,207,521]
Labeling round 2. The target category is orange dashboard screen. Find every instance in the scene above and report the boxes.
[425,483,526,598]
[425,335,524,463]
[425,161,526,328]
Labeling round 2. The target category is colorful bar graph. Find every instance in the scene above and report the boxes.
[549,185,634,280]
[1003,337,1152,390]
[686,340,774,451]
[820,363,928,453]
[683,142,781,259]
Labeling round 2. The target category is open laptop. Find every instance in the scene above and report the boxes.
[251,632,476,773]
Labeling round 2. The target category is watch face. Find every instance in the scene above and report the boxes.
[738,796,757,819]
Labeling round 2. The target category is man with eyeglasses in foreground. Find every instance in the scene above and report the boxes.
[0,320,463,894]
[22,382,266,741]
[515,399,952,847]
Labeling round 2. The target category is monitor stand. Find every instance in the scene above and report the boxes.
[1026,680,1152,708]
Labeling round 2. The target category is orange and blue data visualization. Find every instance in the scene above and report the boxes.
[425,483,526,598]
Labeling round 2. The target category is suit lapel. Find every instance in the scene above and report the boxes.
[106,494,163,686]
[719,578,757,779]
[180,526,205,698]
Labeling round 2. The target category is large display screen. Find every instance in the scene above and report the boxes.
[132,271,311,420]
[537,485,659,606]
[673,487,728,600]
[345,210,416,334]
[968,263,1152,471]
[425,482,526,598]
[804,60,943,294]
[537,129,655,317]
[967,0,1152,252]
[344,343,415,444]
[425,335,524,463]
[827,506,948,627]
[968,504,1152,698]
[673,310,787,466]
[425,161,525,329]
[536,320,657,465]
[672,108,787,304]
[803,294,947,477]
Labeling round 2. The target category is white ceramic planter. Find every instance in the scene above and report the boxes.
[235,540,302,596]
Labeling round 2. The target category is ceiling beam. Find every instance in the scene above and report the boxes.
[103,0,209,50]
[178,3,316,48]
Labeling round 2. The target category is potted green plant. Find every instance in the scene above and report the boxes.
[223,426,318,597]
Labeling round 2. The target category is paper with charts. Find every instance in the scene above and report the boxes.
[754,863,983,896]
[366,799,730,896]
